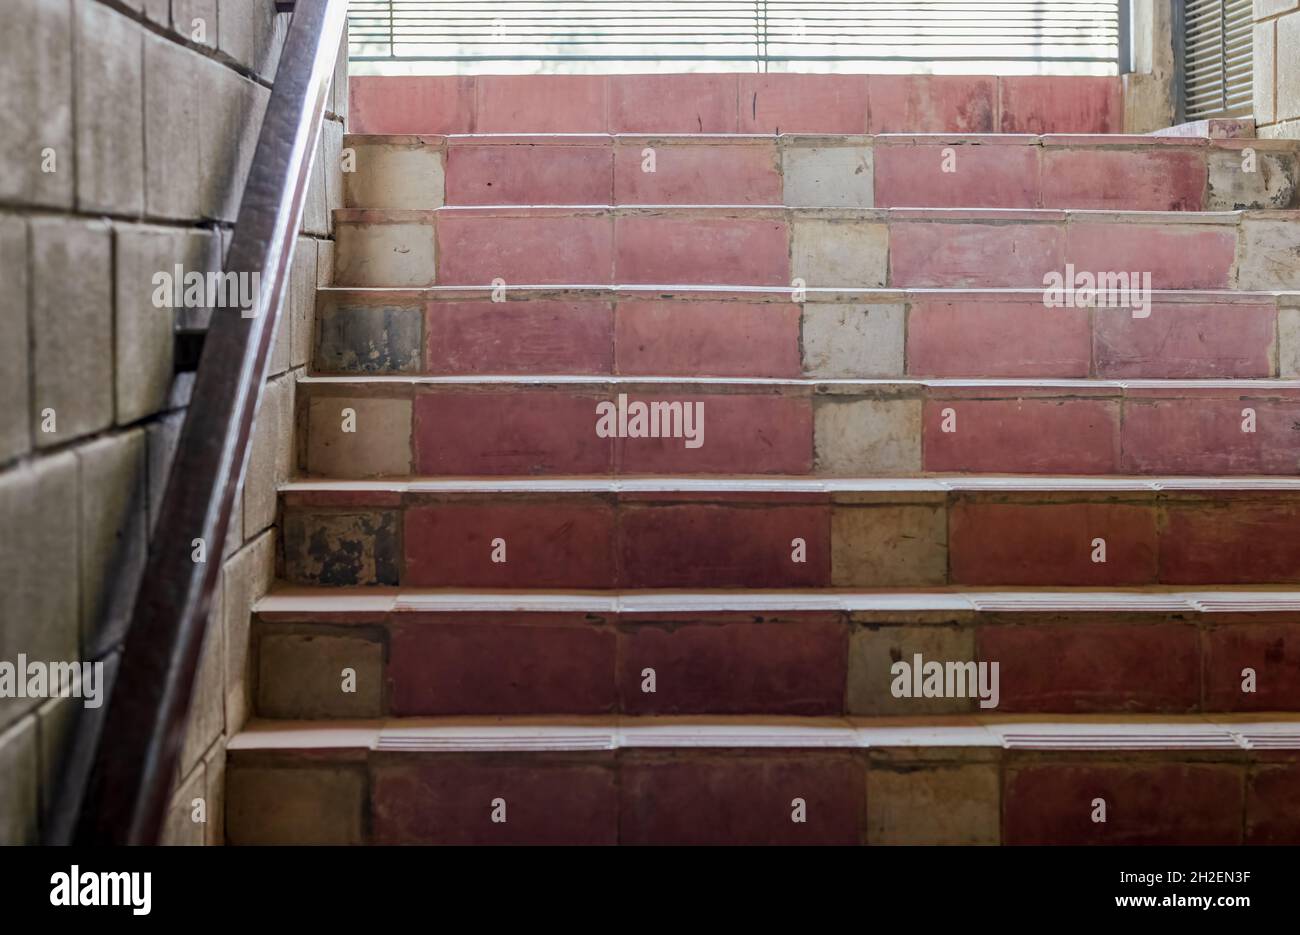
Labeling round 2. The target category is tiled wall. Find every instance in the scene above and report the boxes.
[0,0,347,845]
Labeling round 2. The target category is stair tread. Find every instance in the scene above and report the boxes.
[281,475,1300,492]
[230,714,1300,753]
[320,284,1293,300]
[347,131,1297,147]
[255,586,1300,616]
[342,205,1294,220]
[300,374,1300,388]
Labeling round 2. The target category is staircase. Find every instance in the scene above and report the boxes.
[227,74,1300,845]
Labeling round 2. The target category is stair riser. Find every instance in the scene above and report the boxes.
[253,610,1300,719]
[333,209,1300,291]
[226,749,1299,845]
[316,292,1294,380]
[298,384,1300,477]
[347,136,1298,212]
[279,493,1300,588]
[349,74,1123,136]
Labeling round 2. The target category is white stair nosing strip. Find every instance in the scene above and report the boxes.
[967,596,1196,612]
[298,373,1300,391]
[232,717,1300,754]
[996,735,1237,749]
[1002,743,1240,750]
[376,739,617,752]
[436,202,795,211]
[620,477,836,493]
[443,132,621,139]
[1194,602,1300,612]
[371,131,1300,150]
[255,592,399,614]
[227,723,382,751]
[1155,479,1300,491]
[985,719,1247,749]
[256,589,1300,617]
[280,476,1300,495]
[319,283,1293,300]
[1188,591,1300,612]
[420,204,1256,221]
[392,593,620,614]
[404,478,630,494]
[855,724,1003,747]
[377,724,620,754]
[317,730,1259,754]
[616,593,855,613]
[950,478,1158,492]
[1118,378,1300,390]
[616,723,862,749]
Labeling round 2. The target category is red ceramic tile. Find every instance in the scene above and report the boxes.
[613,392,813,474]
[873,141,1038,208]
[615,300,801,377]
[1121,397,1300,474]
[608,74,738,133]
[618,618,846,715]
[1094,302,1275,378]
[1003,763,1244,845]
[1247,765,1300,845]
[867,75,996,133]
[1159,500,1300,584]
[444,143,613,205]
[619,752,865,845]
[949,501,1159,586]
[618,502,830,588]
[372,757,618,845]
[413,390,613,475]
[977,623,1200,712]
[922,398,1120,473]
[613,141,781,205]
[737,75,869,134]
[615,215,790,285]
[906,299,1090,377]
[403,501,617,587]
[999,76,1123,134]
[475,75,607,132]
[426,300,614,375]
[888,220,1063,287]
[1064,222,1236,290]
[349,76,475,134]
[436,213,613,284]
[1205,624,1300,711]
[387,616,617,715]
[1040,148,1207,210]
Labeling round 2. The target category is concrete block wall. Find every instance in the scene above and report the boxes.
[0,0,347,845]
[1254,0,1300,139]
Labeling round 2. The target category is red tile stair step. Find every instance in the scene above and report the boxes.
[224,721,1300,844]
[350,133,1299,211]
[276,486,1300,589]
[332,206,1300,290]
[349,74,1124,135]
[297,379,1300,477]
[253,596,1300,719]
[314,289,1288,381]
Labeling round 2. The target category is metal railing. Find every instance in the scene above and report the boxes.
[47,0,348,845]
[349,1,1126,73]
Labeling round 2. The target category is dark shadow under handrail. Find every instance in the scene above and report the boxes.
[47,0,348,846]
